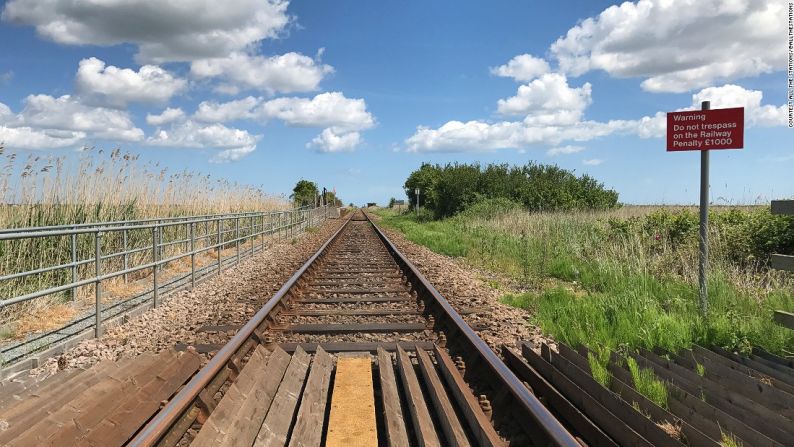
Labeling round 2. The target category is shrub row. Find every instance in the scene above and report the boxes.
[403,162,619,218]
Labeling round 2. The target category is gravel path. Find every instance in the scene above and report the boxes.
[28,219,345,377]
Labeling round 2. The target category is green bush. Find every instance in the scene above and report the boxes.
[404,162,619,219]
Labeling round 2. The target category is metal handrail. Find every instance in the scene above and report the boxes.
[0,205,331,346]
[0,206,313,234]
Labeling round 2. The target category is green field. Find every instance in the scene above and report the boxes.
[374,206,794,357]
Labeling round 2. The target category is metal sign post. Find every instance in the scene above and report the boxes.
[666,102,744,317]
[415,188,420,214]
[698,101,710,316]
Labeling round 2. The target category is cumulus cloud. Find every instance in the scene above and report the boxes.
[582,159,604,166]
[146,120,260,162]
[6,94,143,142]
[259,92,375,131]
[497,73,591,125]
[146,107,185,126]
[0,125,85,149]
[75,57,186,108]
[691,84,787,127]
[550,0,785,92]
[308,128,361,152]
[405,83,783,152]
[194,96,260,123]
[191,52,333,94]
[547,145,585,156]
[490,54,550,82]
[1,0,291,63]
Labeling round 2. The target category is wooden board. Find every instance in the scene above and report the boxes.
[288,347,335,447]
[325,356,378,447]
[192,346,271,447]
[280,341,434,353]
[294,296,411,304]
[771,254,794,272]
[771,200,794,215]
[76,351,201,446]
[10,353,166,446]
[396,346,441,447]
[503,347,612,447]
[286,323,426,334]
[415,348,471,447]
[254,346,311,447]
[773,309,794,329]
[222,347,292,447]
[377,347,410,447]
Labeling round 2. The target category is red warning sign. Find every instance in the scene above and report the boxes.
[666,107,744,151]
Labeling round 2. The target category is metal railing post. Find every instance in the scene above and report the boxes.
[152,226,159,308]
[235,217,240,264]
[94,231,102,337]
[217,218,222,274]
[71,231,77,303]
[250,215,255,255]
[156,220,162,272]
[122,228,128,283]
[190,222,196,289]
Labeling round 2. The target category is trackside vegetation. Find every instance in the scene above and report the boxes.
[376,204,794,356]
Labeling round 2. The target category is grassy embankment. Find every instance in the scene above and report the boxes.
[374,206,794,358]
[0,147,286,340]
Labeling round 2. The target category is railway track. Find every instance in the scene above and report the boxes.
[129,209,578,446]
[2,209,791,446]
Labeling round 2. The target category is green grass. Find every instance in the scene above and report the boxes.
[626,357,668,409]
[375,208,794,356]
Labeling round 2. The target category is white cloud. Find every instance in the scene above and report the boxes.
[691,84,787,127]
[405,83,784,152]
[497,73,592,126]
[0,102,10,121]
[582,158,604,166]
[7,94,143,142]
[211,146,257,163]
[75,57,186,108]
[2,0,291,64]
[308,128,361,153]
[259,92,375,131]
[194,96,260,122]
[146,120,260,161]
[0,126,85,149]
[490,54,550,82]
[0,70,12,85]
[547,145,585,156]
[191,52,333,94]
[146,107,185,126]
[550,0,785,92]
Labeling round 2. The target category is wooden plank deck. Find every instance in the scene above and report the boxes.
[1,350,200,447]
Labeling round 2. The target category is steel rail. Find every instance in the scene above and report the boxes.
[128,210,578,446]
[366,211,580,447]
[127,213,354,447]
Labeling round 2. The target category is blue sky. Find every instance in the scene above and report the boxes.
[0,0,791,205]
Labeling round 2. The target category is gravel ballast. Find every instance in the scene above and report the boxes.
[25,214,544,378]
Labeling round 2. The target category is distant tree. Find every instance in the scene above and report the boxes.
[388,197,396,208]
[290,179,318,207]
